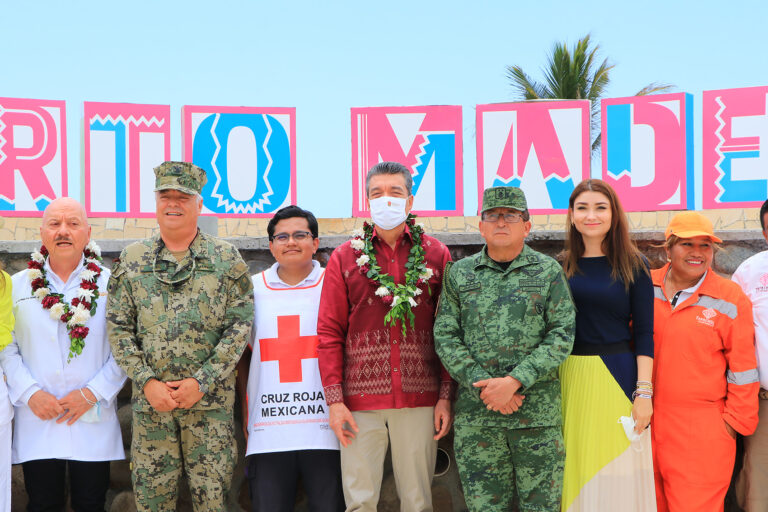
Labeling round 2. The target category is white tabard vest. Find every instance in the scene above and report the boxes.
[245,268,338,455]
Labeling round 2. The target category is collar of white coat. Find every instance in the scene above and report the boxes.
[44,255,87,292]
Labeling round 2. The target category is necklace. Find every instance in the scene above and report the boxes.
[27,241,104,362]
[351,214,434,336]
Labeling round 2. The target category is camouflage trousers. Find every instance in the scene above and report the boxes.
[131,406,235,512]
[454,423,564,512]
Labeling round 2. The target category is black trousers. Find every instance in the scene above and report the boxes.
[22,459,110,512]
[247,449,345,512]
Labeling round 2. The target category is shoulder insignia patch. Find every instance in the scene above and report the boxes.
[235,272,253,294]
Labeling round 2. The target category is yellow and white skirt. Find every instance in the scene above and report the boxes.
[560,354,656,512]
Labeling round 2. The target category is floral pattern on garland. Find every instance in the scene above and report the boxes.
[27,241,104,362]
[351,214,434,336]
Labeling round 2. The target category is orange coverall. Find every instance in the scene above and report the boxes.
[651,265,759,512]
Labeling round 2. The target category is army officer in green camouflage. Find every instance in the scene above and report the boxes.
[434,186,575,512]
[107,162,254,512]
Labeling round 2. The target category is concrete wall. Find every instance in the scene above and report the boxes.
[1,208,763,243]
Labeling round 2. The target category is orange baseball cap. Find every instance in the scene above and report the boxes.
[665,211,722,243]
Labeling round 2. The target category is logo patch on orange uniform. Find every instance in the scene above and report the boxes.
[696,307,717,327]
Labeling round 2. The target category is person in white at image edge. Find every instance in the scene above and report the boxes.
[0,198,127,512]
[734,198,768,512]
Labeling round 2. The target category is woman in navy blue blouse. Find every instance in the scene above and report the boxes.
[559,179,655,512]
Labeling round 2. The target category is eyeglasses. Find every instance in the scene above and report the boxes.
[481,212,524,224]
[271,231,314,243]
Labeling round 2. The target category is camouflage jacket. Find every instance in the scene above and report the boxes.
[434,244,575,428]
[106,232,254,411]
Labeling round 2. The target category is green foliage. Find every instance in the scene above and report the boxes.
[506,34,672,152]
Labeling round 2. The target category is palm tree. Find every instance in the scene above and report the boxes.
[506,34,672,151]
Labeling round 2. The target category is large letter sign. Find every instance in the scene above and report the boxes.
[703,86,768,209]
[476,101,590,213]
[84,102,170,216]
[183,106,296,217]
[351,106,463,216]
[0,97,67,215]
[602,93,693,211]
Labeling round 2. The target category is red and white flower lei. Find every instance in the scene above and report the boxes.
[351,214,434,336]
[27,241,104,362]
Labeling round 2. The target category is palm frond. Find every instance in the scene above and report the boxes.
[506,34,670,152]
[634,82,675,96]
[506,65,547,100]
[591,133,602,153]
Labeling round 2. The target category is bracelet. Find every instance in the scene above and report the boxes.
[632,389,653,400]
[80,388,98,406]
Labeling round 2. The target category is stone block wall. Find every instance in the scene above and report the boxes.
[1,208,762,243]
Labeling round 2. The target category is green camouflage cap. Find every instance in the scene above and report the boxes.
[153,161,207,195]
[481,186,528,213]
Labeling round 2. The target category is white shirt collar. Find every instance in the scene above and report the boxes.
[264,260,322,288]
[44,255,86,292]
[665,267,707,309]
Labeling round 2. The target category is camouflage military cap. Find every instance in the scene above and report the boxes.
[154,161,207,195]
[481,186,528,213]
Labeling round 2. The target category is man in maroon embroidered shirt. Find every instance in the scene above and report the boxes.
[318,161,455,512]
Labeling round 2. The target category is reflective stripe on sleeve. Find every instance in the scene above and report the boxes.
[693,296,738,319]
[727,368,759,385]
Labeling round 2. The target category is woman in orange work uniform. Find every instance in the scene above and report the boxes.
[652,211,759,512]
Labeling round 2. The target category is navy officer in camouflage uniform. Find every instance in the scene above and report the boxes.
[107,162,254,511]
[434,186,575,512]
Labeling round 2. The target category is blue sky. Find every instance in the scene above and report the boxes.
[5,1,768,215]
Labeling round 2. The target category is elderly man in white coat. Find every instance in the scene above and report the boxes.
[0,198,126,512]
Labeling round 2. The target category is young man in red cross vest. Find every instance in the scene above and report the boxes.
[236,205,344,512]
[318,162,455,512]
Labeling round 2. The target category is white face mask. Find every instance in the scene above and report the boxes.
[618,415,646,443]
[369,196,408,230]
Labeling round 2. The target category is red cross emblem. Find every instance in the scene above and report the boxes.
[259,315,319,383]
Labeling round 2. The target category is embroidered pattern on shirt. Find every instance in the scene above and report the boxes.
[400,329,440,394]
[344,330,392,396]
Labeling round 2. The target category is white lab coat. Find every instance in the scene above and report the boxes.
[0,258,127,463]
[0,367,10,426]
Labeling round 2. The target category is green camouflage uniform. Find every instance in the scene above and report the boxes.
[434,188,575,512]
[106,162,254,512]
